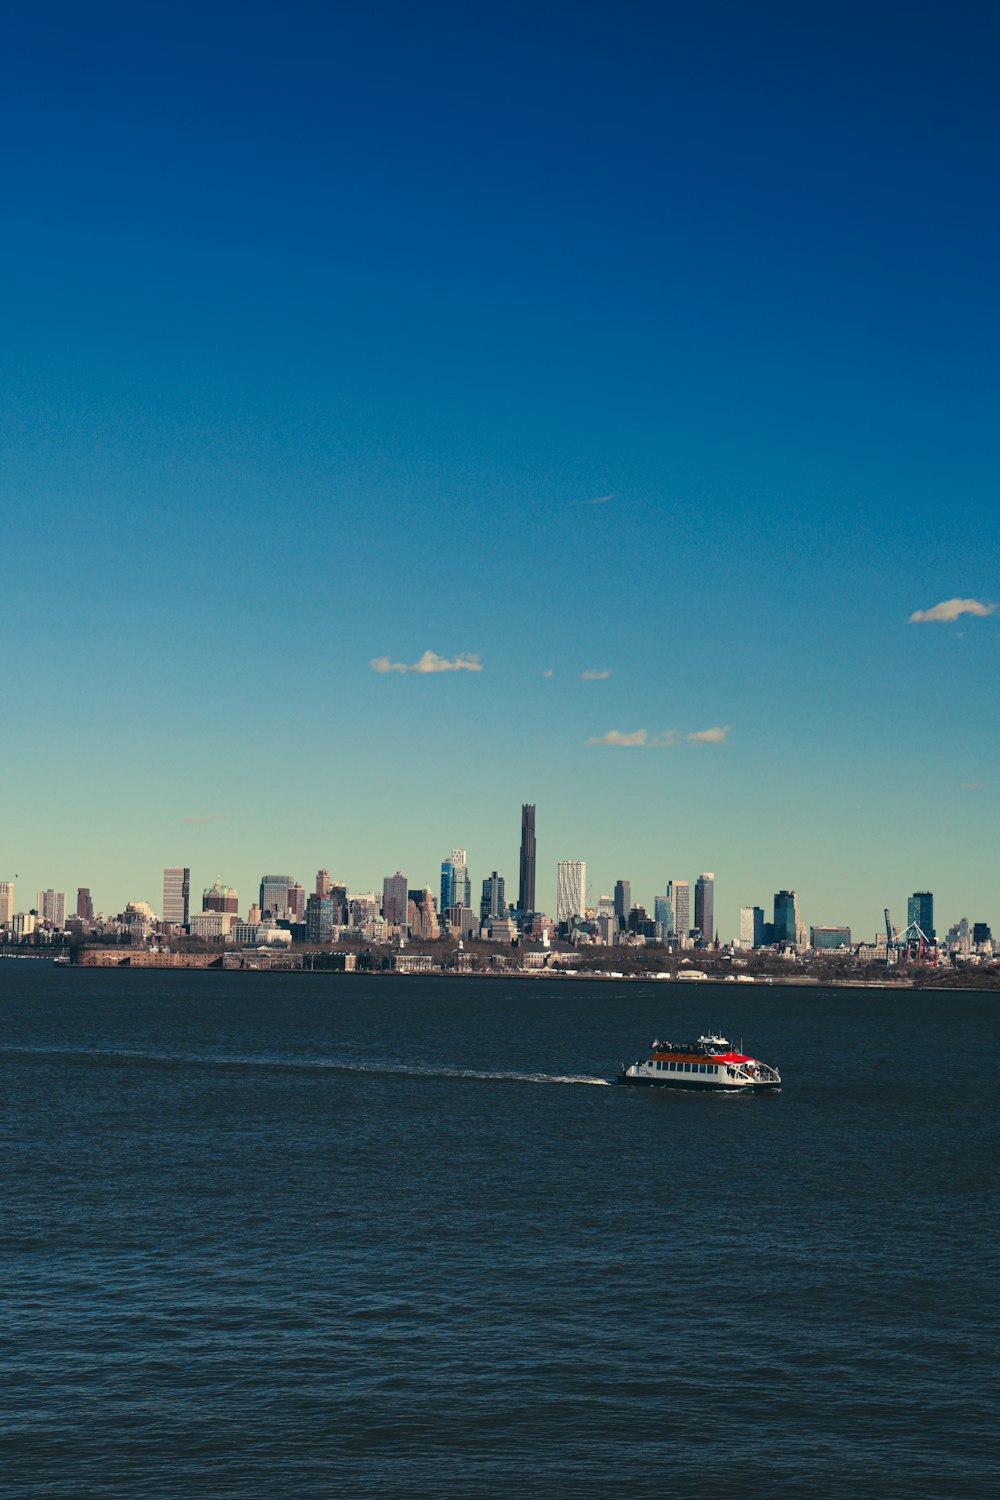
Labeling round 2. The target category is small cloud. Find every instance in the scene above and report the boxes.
[588,729,653,746]
[182,813,224,825]
[570,493,616,507]
[543,668,554,678]
[687,725,730,744]
[580,669,612,680]
[371,651,483,675]
[960,781,984,790]
[908,598,996,624]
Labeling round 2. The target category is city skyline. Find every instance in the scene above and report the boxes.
[2,5,997,939]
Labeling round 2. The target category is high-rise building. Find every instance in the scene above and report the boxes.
[76,888,94,923]
[739,905,765,949]
[36,890,67,928]
[0,881,15,926]
[287,883,306,920]
[259,875,295,919]
[907,891,934,939]
[666,880,690,940]
[162,867,190,925]
[556,861,586,926]
[203,880,239,914]
[518,804,536,914]
[773,890,798,945]
[382,872,409,926]
[694,873,715,945]
[441,850,471,915]
[306,893,336,944]
[613,880,631,930]
[480,872,506,923]
[316,869,331,897]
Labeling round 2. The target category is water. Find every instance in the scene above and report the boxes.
[3,964,997,1498]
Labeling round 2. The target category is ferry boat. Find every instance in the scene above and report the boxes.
[617,1033,781,1091]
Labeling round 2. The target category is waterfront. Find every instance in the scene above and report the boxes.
[3,964,997,1498]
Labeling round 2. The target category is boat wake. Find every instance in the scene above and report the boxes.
[2,1044,612,1087]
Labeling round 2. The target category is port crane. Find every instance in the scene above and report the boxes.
[883,909,938,965]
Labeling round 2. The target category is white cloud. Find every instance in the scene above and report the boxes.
[908,598,996,624]
[587,726,730,747]
[543,668,554,678]
[580,668,613,680]
[371,651,483,675]
[687,725,730,744]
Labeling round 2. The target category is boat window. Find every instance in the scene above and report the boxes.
[684,1062,691,1072]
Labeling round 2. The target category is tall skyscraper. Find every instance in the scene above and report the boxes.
[306,893,336,944]
[441,850,471,914]
[36,890,67,928]
[667,880,690,940]
[162,867,190,925]
[739,905,765,948]
[259,875,295,918]
[518,804,536,914]
[316,869,331,896]
[76,888,94,923]
[773,890,798,945]
[480,871,506,923]
[0,881,15,926]
[382,872,409,926]
[556,860,586,926]
[613,880,632,930]
[694,873,715,944]
[907,891,934,938]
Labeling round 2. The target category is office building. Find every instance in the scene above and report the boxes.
[480,871,506,924]
[907,891,934,938]
[556,860,586,926]
[694,873,715,944]
[306,893,336,945]
[773,890,799,945]
[811,926,852,950]
[0,881,15,926]
[287,883,306,920]
[316,869,331,896]
[259,875,295,919]
[441,849,472,915]
[973,922,992,946]
[666,880,690,941]
[76,888,94,923]
[36,890,67,928]
[518,804,536,915]
[614,880,631,930]
[382,872,409,926]
[739,905,765,949]
[203,880,239,914]
[162,867,191,925]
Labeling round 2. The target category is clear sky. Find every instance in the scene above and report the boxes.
[3,0,998,938]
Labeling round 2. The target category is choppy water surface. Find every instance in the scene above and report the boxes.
[3,966,997,1498]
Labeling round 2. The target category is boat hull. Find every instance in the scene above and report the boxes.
[616,1073,780,1091]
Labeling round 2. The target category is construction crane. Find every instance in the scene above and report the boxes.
[884,909,937,966]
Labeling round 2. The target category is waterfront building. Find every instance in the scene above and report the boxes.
[518,804,536,915]
[382,872,409,926]
[614,880,632,930]
[666,880,690,941]
[162,867,190,925]
[13,911,35,937]
[556,861,586,926]
[306,894,336,944]
[694,873,715,945]
[0,881,15,927]
[76,888,94,923]
[480,871,506,924]
[260,875,295,919]
[773,890,799,945]
[738,905,765,949]
[203,880,239,914]
[811,926,852,950]
[907,891,934,938]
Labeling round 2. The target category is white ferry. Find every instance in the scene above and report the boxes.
[617,1033,781,1091]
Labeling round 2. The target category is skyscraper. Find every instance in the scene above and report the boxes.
[773,890,798,945]
[259,875,295,919]
[556,861,586,926]
[480,872,506,923]
[613,880,632,930]
[36,890,67,928]
[739,905,765,949]
[441,850,471,914]
[76,888,94,923]
[382,872,409,926]
[667,880,690,940]
[316,869,331,896]
[162,867,190,925]
[907,891,934,938]
[694,873,715,944]
[518,804,536,914]
[202,880,238,914]
[0,881,15,926]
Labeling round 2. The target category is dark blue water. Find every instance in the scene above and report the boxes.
[3,964,997,1498]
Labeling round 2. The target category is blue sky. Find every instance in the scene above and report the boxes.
[2,0,997,937]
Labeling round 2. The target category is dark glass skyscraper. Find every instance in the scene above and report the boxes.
[613,880,631,929]
[694,873,715,945]
[773,889,798,945]
[518,804,536,914]
[907,891,934,938]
